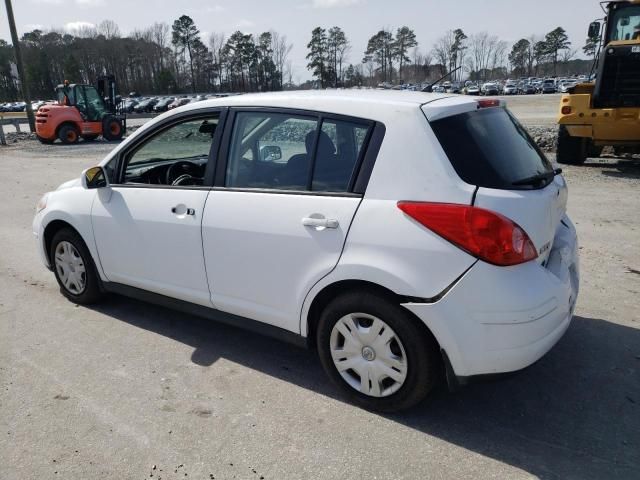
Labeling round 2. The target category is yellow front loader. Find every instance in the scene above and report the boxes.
[557,0,640,164]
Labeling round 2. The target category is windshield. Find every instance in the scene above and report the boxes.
[608,5,640,41]
[430,107,553,190]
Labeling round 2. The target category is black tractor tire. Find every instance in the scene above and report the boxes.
[316,290,441,412]
[557,125,587,165]
[58,124,80,145]
[589,144,604,158]
[102,116,124,141]
[50,228,103,305]
[37,135,54,144]
[82,134,99,142]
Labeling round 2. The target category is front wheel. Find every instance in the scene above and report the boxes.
[557,125,587,165]
[317,291,441,412]
[50,228,103,304]
[102,116,124,141]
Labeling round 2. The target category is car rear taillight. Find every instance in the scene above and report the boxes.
[397,202,538,266]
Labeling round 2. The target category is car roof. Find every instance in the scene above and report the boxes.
[176,89,463,121]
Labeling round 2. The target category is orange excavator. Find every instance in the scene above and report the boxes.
[35,75,126,144]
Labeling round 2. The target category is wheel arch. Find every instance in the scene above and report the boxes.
[43,219,83,265]
[304,279,442,353]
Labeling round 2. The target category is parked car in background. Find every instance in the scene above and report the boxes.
[153,97,174,112]
[33,90,579,412]
[133,97,159,113]
[431,85,446,93]
[558,81,577,93]
[519,83,537,95]
[465,84,480,95]
[503,82,518,95]
[446,83,462,94]
[481,82,499,96]
[31,100,46,111]
[168,97,191,110]
[120,98,139,113]
[541,79,557,94]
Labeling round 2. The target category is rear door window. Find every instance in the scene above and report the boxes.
[429,107,553,190]
[224,110,372,193]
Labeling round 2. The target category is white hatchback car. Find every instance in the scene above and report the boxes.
[33,91,579,411]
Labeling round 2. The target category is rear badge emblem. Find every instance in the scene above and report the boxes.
[632,46,640,53]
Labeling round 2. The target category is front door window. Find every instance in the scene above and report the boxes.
[121,115,219,187]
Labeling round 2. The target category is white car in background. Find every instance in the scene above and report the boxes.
[558,81,578,93]
[33,91,579,412]
[503,82,518,95]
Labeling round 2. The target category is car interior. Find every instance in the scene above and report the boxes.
[227,114,367,192]
[117,113,367,192]
[121,118,218,186]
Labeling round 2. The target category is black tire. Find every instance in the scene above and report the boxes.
[50,228,103,304]
[102,116,124,141]
[37,135,54,144]
[58,124,79,145]
[82,134,99,142]
[557,125,587,165]
[316,290,441,412]
[589,143,603,158]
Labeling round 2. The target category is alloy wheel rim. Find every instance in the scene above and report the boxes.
[54,241,86,295]
[329,313,408,398]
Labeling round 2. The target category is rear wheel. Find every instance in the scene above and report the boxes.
[58,124,79,145]
[102,116,124,141]
[557,125,587,165]
[317,290,441,412]
[50,228,103,304]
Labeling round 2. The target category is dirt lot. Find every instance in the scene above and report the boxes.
[0,111,639,479]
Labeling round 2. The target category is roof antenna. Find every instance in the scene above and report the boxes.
[422,66,463,92]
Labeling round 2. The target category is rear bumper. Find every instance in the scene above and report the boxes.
[403,215,579,378]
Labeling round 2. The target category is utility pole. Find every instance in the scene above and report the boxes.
[4,0,35,132]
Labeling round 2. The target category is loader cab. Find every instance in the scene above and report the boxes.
[55,83,107,122]
[591,1,640,108]
[605,2,640,42]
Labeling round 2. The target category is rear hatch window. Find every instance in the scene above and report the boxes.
[429,107,553,190]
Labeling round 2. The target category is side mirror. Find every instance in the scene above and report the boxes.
[81,166,108,189]
[259,145,282,162]
[588,21,601,39]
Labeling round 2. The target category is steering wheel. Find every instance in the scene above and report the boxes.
[166,161,201,185]
[172,174,202,186]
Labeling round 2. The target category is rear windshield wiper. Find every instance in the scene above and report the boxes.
[512,168,562,187]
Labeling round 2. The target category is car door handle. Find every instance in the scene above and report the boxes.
[302,217,339,229]
[171,205,195,216]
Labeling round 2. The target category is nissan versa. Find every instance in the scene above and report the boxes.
[33,90,579,412]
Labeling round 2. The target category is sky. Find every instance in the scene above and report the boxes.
[1,0,604,81]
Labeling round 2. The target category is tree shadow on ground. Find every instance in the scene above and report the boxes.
[91,296,640,480]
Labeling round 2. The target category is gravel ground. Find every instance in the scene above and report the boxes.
[1,102,639,480]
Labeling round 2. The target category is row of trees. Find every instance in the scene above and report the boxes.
[1,17,597,101]
[305,25,595,88]
[0,15,293,101]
